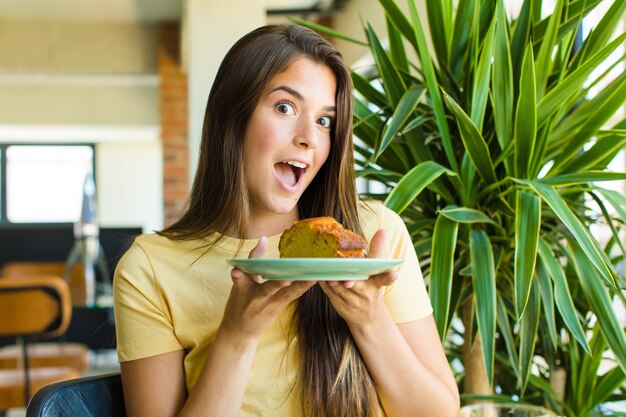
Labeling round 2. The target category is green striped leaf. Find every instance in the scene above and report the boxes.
[407,0,457,171]
[534,0,563,98]
[443,92,497,184]
[351,72,388,111]
[497,295,521,381]
[377,85,425,159]
[551,72,626,171]
[378,0,418,50]
[519,279,540,394]
[570,0,626,69]
[492,0,514,159]
[537,240,590,354]
[470,229,496,383]
[365,23,406,107]
[537,32,626,125]
[449,0,476,78]
[430,214,459,341]
[537,259,558,349]
[439,206,496,224]
[571,242,626,373]
[520,180,615,287]
[514,43,537,179]
[591,366,626,408]
[514,191,541,318]
[557,134,626,174]
[510,0,532,81]
[471,15,496,130]
[425,0,451,65]
[386,15,409,73]
[288,17,368,46]
[596,187,626,224]
[542,171,626,186]
[384,161,457,214]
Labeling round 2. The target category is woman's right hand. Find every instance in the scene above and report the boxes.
[220,236,315,341]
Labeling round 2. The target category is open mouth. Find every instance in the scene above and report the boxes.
[275,160,307,187]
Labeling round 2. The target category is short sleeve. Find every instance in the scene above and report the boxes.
[378,206,433,323]
[113,240,183,362]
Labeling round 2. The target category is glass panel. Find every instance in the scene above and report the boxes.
[6,145,93,223]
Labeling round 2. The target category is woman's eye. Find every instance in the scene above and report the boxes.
[317,116,333,128]
[275,102,295,115]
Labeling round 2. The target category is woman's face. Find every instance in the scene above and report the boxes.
[243,57,336,228]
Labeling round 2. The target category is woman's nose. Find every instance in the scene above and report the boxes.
[294,117,318,149]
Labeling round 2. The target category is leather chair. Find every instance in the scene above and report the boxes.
[0,262,91,375]
[26,373,126,417]
[1,262,87,306]
[0,277,81,410]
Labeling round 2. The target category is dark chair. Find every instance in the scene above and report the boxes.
[0,262,91,375]
[26,373,126,417]
[0,277,81,411]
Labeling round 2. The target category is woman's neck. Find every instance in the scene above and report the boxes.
[243,209,298,239]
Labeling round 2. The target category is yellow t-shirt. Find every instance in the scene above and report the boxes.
[113,200,432,416]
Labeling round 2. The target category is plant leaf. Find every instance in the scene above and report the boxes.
[497,294,521,381]
[571,242,626,374]
[536,258,557,349]
[443,92,498,184]
[514,43,537,179]
[378,0,418,50]
[384,161,457,214]
[407,0,457,171]
[550,71,626,171]
[439,206,496,224]
[470,229,496,383]
[352,71,388,111]
[537,31,626,125]
[425,0,451,66]
[537,239,590,353]
[542,171,626,186]
[534,0,563,98]
[365,23,406,107]
[591,366,626,408]
[520,179,616,287]
[557,134,626,174]
[430,214,459,341]
[288,17,368,46]
[471,14,496,130]
[514,191,541,318]
[386,15,409,73]
[596,187,626,225]
[449,0,476,78]
[377,85,425,158]
[492,0,514,159]
[510,0,532,82]
[519,279,540,394]
[570,0,626,69]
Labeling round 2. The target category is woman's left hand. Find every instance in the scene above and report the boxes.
[319,229,397,326]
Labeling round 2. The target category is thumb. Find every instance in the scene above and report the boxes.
[249,236,268,259]
[368,229,386,259]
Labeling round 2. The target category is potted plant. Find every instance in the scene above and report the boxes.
[295,0,626,415]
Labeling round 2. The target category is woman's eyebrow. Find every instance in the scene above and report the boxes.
[270,85,336,112]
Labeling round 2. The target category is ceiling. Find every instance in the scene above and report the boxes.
[0,0,335,22]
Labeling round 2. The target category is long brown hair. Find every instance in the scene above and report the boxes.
[160,25,378,417]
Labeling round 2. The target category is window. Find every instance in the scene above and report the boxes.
[0,144,95,224]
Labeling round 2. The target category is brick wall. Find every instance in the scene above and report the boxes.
[158,23,188,227]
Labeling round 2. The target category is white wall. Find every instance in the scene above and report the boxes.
[97,140,163,232]
[0,20,162,232]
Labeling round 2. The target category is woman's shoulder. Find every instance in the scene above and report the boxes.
[357,199,405,237]
[122,233,205,261]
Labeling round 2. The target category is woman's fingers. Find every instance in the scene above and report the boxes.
[368,229,386,259]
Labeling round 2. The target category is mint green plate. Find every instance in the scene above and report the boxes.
[226,258,403,281]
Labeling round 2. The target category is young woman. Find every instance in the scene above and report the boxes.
[113,24,459,417]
